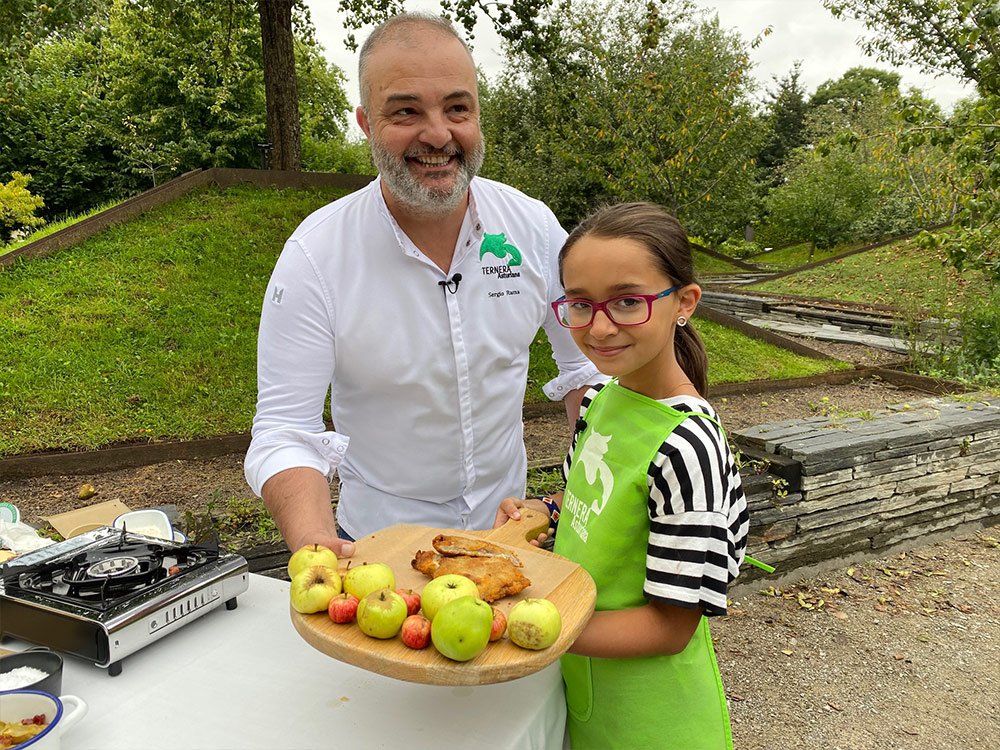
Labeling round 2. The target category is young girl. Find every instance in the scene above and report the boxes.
[503,202,749,748]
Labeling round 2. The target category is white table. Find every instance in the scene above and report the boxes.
[6,574,568,749]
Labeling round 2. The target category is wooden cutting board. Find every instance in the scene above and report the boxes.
[291,509,596,685]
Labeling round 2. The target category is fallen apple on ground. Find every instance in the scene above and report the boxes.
[400,615,432,649]
[287,544,338,580]
[507,598,561,650]
[420,573,479,622]
[289,565,342,614]
[328,592,360,623]
[356,587,408,639]
[395,588,421,617]
[489,607,507,642]
[343,562,396,601]
[431,595,493,662]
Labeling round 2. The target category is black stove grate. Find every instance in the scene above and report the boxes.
[5,533,221,612]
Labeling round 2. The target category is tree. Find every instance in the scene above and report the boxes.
[757,61,809,181]
[334,0,556,56]
[481,0,765,239]
[0,0,357,218]
[809,66,901,112]
[824,0,998,89]
[823,0,1000,281]
[258,0,301,170]
[765,150,879,257]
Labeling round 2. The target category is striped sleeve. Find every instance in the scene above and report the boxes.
[644,402,750,616]
[562,384,603,483]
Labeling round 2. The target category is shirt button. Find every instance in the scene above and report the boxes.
[322,438,329,445]
[465,240,470,246]
[475,223,481,231]
[336,445,346,454]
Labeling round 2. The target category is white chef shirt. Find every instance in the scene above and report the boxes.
[245,176,603,538]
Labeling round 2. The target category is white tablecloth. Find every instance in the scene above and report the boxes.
[6,574,568,749]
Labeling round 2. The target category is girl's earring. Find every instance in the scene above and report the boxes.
[677,316,688,327]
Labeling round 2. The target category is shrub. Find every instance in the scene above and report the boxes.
[0,172,45,242]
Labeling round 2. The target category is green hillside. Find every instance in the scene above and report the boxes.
[750,230,981,309]
[0,184,847,456]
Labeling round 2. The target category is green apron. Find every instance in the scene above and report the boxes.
[553,382,733,750]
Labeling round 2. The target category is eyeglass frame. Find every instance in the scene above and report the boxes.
[551,285,682,328]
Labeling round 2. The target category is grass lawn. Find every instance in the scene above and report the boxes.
[750,240,870,270]
[1,184,849,457]
[526,318,849,402]
[749,231,982,310]
[0,199,127,257]
[0,184,350,455]
[693,247,750,276]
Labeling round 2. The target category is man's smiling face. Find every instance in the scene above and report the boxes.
[357,28,485,217]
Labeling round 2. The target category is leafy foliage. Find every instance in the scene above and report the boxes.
[756,62,809,182]
[0,172,45,242]
[0,0,358,219]
[824,0,1000,282]
[481,0,765,238]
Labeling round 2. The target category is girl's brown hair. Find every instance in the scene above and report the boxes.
[558,202,709,395]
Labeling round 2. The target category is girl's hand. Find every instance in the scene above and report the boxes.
[493,497,556,546]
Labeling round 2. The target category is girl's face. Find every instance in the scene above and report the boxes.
[561,234,697,398]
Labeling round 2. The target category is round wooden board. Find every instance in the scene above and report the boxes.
[290,509,596,685]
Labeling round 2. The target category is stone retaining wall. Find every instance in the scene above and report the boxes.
[701,291,958,350]
[731,394,1000,584]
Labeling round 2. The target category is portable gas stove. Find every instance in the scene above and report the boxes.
[0,526,249,676]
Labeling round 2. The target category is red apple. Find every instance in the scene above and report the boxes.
[489,607,507,642]
[400,614,432,649]
[328,592,360,624]
[395,588,421,617]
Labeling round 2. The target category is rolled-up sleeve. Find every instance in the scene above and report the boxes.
[538,207,606,401]
[244,239,350,497]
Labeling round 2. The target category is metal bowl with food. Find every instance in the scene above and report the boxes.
[0,648,63,695]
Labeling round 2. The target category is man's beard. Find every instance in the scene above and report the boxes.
[370,133,485,217]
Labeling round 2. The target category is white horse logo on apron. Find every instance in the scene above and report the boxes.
[577,431,614,515]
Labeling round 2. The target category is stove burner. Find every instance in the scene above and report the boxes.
[8,534,222,611]
[86,556,140,578]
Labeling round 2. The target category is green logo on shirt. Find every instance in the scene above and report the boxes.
[479,233,522,267]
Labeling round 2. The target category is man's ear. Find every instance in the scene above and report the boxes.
[356,106,371,139]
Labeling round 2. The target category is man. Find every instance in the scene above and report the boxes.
[244,12,602,557]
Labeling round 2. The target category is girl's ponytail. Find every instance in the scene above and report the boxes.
[675,321,708,397]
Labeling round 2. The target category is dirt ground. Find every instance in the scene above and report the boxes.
[2,337,998,747]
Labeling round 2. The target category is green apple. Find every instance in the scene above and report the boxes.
[287,544,338,580]
[343,562,396,601]
[419,574,479,621]
[507,598,562,650]
[356,587,408,639]
[430,595,493,661]
[289,565,342,614]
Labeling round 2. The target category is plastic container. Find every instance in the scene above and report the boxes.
[113,509,173,540]
[0,501,19,523]
[0,690,88,749]
[0,648,64,695]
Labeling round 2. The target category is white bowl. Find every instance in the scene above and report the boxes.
[113,509,173,541]
[0,690,87,749]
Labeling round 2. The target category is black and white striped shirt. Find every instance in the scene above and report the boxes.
[564,386,749,616]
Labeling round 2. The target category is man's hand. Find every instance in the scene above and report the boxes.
[261,467,354,558]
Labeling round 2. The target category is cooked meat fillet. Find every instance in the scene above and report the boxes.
[431,534,523,568]
[411,550,532,603]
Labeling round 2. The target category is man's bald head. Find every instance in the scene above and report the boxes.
[358,13,474,114]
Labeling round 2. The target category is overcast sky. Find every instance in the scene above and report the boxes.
[304,0,974,126]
